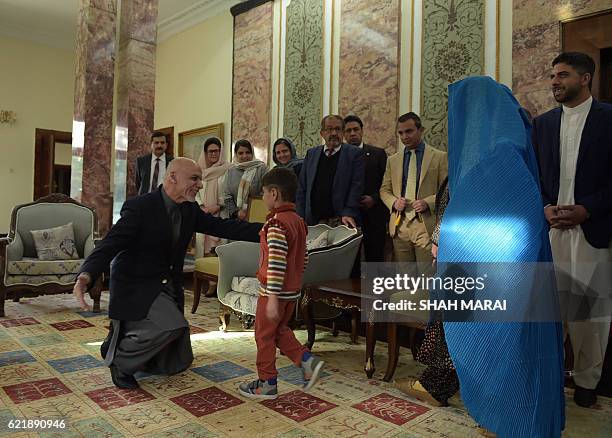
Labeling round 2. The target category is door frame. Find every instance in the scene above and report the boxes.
[34,128,72,200]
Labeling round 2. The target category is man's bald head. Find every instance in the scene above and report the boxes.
[163,157,203,203]
[165,157,198,175]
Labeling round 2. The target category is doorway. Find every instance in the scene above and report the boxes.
[34,128,72,200]
[562,9,612,102]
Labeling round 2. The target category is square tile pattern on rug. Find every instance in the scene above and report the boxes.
[0,293,609,437]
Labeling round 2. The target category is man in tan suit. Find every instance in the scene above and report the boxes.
[380,112,448,263]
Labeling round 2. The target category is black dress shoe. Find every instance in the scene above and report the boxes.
[109,365,139,389]
[100,322,114,359]
[574,385,597,408]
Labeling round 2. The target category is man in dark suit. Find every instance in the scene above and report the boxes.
[135,132,174,195]
[532,51,612,408]
[73,158,261,389]
[296,115,364,228]
[344,115,388,262]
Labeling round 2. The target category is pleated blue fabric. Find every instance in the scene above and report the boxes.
[440,76,565,437]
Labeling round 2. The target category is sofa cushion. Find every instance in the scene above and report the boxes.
[195,256,219,276]
[30,223,80,261]
[7,258,84,275]
[306,230,329,251]
[221,291,258,316]
[230,276,261,296]
[5,274,76,286]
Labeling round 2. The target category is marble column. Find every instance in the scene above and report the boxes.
[232,1,274,164]
[113,0,158,216]
[339,0,400,155]
[71,0,117,235]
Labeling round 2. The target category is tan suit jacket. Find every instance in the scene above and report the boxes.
[380,144,448,237]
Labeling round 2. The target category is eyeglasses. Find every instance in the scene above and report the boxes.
[207,149,220,154]
[323,127,343,133]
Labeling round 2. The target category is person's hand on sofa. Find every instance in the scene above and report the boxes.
[341,216,356,228]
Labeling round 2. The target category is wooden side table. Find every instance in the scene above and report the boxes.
[300,279,380,378]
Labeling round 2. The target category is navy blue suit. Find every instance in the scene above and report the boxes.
[296,144,364,225]
[532,99,612,249]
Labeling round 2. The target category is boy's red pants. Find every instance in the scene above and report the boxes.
[255,296,309,380]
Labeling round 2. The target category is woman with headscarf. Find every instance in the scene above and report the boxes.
[272,137,303,177]
[195,137,232,256]
[439,76,564,437]
[223,139,268,220]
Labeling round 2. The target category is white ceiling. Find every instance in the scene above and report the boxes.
[0,0,244,49]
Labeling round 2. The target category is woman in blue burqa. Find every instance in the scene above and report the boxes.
[439,76,565,437]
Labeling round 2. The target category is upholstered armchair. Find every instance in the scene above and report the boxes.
[215,224,362,331]
[0,193,103,317]
[191,196,269,314]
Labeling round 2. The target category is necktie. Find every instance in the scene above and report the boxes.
[150,158,160,192]
[404,150,418,220]
[169,206,181,249]
[325,148,333,157]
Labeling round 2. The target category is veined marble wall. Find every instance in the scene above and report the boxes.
[283,0,325,155]
[339,0,400,155]
[71,0,117,235]
[232,1,274,163]
[513,0,611,117]
[420,0,485,151]
[115,0,158,202]
[113,0,158,223]
[232,0,501,157]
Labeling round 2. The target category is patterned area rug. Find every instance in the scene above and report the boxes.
[0,292,610,437]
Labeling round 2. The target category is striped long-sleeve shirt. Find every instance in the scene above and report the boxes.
[256,206,309,300]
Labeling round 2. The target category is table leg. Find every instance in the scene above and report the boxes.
[383,322,399,382]
[301,295,316,350]
[365,321,376,378]
[350,309,359,344]
[191,274,202,314]
[332,319,339,337]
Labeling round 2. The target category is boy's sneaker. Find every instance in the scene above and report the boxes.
[238,379,278,400]
[302,355,325,391]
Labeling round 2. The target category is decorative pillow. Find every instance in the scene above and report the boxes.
[306,230,329,251]
[30,222,80,261]
[231,276,261,296]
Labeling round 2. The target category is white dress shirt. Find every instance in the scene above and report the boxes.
[324,144,342,156]
[149,153,166,190]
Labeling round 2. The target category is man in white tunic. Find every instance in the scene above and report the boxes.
[533,52,612,408]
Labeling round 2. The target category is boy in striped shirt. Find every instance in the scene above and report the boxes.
[238,167,325,399]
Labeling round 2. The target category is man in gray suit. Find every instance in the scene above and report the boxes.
[136,132,174,195]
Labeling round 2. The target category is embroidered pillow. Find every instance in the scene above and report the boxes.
[306,230,329,251]
[30,222,80,261]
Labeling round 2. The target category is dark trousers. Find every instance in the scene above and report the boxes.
[361,208,388,262]
[351,206,388,278]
